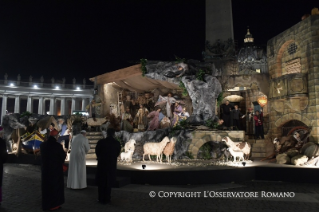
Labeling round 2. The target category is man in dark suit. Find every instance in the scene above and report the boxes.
[95,128,121,204]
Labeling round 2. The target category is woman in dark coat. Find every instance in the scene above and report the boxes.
[40,134,66,211]
[0,129,8,204]
[95,128,121,204]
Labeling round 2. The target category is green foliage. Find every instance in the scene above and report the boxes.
[116,137,124,148]
[140,58,148,76]
[196,69,206,81]
[217,92,223,107]
[21,111,32,118]
[175,55,186,63]
[199,143,212,160]
[179,119,189,128]
[169,124,183,137]
[150,155,157,160]
[185,151,194,159]
[205,119,219,129]
[179,81,188,97]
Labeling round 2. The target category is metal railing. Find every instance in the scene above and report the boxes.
[0,80,94,89]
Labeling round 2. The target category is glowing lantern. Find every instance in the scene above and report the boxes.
[257,96,267,107]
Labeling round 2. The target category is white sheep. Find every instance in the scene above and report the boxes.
[120,149,134,162]
[161,137,177,164]
[143,136,170,163]
[125,139,136,152]
[222,136,251,160]
[227,148,244,162]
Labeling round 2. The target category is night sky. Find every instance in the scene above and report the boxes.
[0,0,317,84]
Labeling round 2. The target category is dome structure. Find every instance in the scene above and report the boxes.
[237,28,268,74]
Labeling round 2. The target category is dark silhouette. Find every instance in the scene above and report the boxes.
[95,128,121,204]
[0,131,8,204]
[40,136,66,211]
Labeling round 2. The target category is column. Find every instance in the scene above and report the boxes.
[60,98,66,115]
[81,98,87,111]
[26,96,33,113]
[49,97,55,115]
[71,98,76,114]
[1,95,8,124]
[14,96,20,113]
[38,97,44,115]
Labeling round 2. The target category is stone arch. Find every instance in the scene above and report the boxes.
[187,131,245,159]
[275,114,311,128]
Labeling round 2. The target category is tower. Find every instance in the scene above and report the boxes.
[205,0,234,44]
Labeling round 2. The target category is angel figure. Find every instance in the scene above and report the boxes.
[155,93,176,119]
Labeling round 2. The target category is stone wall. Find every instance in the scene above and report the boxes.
[101,83,121,117]
[267,15,319,143]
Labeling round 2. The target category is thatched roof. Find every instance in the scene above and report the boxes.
[89,64,179,92]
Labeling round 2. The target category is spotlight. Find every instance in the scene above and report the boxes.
[10,83,14,86]
[76,87,80,90]
[242,162,246,167]
[33,85,38,88]
[142,165,146,170]
[56,86,59,89]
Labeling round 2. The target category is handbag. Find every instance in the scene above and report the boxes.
[63,164,68,172]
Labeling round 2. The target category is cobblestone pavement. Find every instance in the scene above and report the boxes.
[1,164,319,212]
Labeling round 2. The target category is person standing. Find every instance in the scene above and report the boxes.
[40,132,66,211]
[0,129,8,205]
[147,107,161,131]
[220,100,233,129]
[67,130,90,189]
[57,119,70,150]
[171,101,183,127]
[95,128,121,204]
[121,107,133,133]
[231,105,245,130]
[254,110,264,139]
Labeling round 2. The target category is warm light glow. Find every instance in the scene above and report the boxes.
[257,96,267,107]
[256,69,260,73]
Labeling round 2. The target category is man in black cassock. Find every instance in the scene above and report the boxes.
[220,100,232,128]
[40,132,66,211]
[0,130,8,204]
[95,128,121,204]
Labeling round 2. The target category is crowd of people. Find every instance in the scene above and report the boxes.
[220,100,264,139]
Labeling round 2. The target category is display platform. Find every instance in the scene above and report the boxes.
[7,154,319,186]
[83,159,319,186]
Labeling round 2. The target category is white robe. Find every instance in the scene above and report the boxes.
[67,134,90,189]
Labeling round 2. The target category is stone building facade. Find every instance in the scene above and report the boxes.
[267,15,319,143]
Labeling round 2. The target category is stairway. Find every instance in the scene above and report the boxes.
[251,139,267,158]
[85,131,103,159]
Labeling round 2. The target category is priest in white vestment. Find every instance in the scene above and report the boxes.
[67,130,90,189]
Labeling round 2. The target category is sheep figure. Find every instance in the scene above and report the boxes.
[227,148,244,162]
[120,149,134,162]
[143,136,170,163]
[222,136,251,160]
[161,137,177,164]
[220,147,232,162]
[125,139,136,153]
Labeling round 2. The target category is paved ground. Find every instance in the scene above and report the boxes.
[1,164,319,212]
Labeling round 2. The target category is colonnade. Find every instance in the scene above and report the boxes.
[1,95,90,123]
